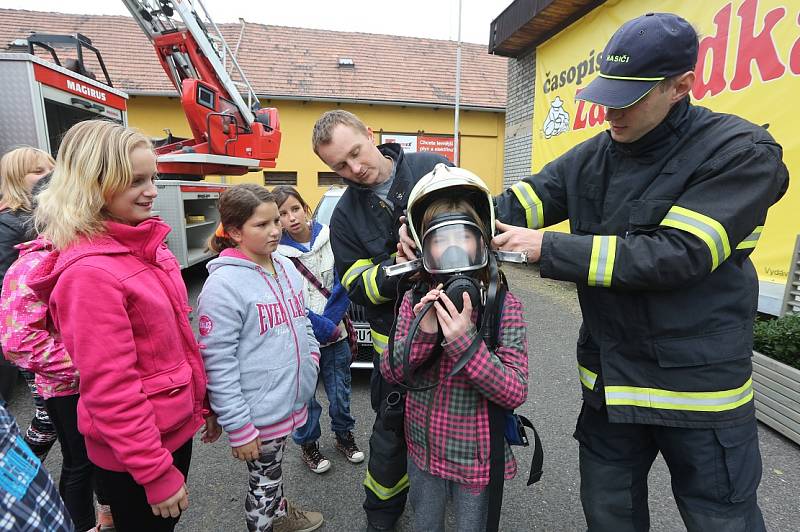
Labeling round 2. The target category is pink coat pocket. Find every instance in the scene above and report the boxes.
[141,362,195,433]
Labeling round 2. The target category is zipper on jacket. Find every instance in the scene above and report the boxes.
[424,358,446,471]
[257,263,303,409]
[424,389,434,471]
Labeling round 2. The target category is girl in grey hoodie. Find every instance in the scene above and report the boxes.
[197,184,323,532]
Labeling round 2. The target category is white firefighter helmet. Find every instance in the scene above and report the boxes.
[406,163,496,254]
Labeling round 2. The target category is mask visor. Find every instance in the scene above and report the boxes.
[421,221,488,274]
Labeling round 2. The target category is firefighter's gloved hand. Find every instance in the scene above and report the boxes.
[397,216,417,262]
[492,221,543,263]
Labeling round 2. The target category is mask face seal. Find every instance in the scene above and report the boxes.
[441,275,481,314]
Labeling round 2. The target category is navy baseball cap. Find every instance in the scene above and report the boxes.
[577,13,698,109]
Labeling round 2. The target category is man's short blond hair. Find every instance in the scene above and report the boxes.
[312,110,369,154]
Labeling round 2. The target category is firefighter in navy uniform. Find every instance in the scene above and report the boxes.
[490,13,789,532]
[312,110,451,531]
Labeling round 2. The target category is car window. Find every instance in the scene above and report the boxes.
[313,192,342,226]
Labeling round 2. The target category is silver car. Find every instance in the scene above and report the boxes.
[313,186,374,369]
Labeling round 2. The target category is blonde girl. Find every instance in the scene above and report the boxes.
[30,120,218,532]
[0,147,57,462]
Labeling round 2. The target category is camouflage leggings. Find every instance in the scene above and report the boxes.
[245,436,288,532]
[21,370,57,461]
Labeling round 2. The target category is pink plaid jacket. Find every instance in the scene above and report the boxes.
[0,238,78,399]
[381,288,528,488]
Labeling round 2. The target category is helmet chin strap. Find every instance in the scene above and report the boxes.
[394,253,500,392]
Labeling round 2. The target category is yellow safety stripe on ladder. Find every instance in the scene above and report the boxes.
[578,364,598,391]
[587,235,617,287]
[661,206,730,271]
[605,378,754,412]
[342,258,373,290]
[363,471,409,500]
[363,265,391,305]
[736,226,764,250]
[510,181,544,229]
[371,329,389,356]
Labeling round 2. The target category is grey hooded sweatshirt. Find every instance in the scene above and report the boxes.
[197,248,320,447]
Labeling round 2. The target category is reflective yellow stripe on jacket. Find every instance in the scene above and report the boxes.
[578,364,598,391]
[342,258,373,290]
[736,226,763,250]
[363,264,391,305]
[588,235,617,287]
[342,258,391,305]
[364,471,409,500]
[661,206,730,270]
[510,181,544,229]
[371,329,389,356]
[605,378,753,412]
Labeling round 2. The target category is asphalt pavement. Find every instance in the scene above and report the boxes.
[6,263,800,531]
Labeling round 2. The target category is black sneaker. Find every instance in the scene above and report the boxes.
[335,431,365,463]
[300,442,331,474]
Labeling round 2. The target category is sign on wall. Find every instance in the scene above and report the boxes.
[382,133,418,152]
[383,133,457,163]
[533,0,800,287]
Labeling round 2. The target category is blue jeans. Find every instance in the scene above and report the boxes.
[293,340,355,444]
[407,457,488,532]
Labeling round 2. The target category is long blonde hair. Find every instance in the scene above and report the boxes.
[0,147,55,212]
[35,121,152,249]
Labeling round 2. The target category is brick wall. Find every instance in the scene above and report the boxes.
[502,48,536,188]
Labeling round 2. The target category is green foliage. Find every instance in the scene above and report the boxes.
[753,314,800,370]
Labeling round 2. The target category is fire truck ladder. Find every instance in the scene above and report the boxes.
[122,0,258,125]
[121,0,282,178]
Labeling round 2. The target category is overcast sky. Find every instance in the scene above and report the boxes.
[0,0,513,45]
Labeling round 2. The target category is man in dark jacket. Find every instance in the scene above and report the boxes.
[312,110,450,531]
[490,12,789,532]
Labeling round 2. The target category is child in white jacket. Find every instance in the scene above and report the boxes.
[197,184,323,532]
[274,185,363,475]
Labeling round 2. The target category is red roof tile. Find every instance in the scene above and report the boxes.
[0,9,507,110]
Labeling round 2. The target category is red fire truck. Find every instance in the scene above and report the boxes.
[0,0,285,268]
[0,33,128,157]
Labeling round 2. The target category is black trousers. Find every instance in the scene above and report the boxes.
[94,438,193,532]
[363,353,408,528]
[0,356,18,401]
[44,394,95,531]
[574,403,765,532]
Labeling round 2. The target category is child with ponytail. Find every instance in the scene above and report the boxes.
[198,183,324,532]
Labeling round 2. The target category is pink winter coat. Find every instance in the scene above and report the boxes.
[28,219,208,505]
[0,237,78,399]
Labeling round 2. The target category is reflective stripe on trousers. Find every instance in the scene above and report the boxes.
[364,471,410,501]
[579,364,598,391]
[371,329,389,356]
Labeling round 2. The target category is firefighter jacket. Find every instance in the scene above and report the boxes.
[496,98,789,428]
[329,143,451,355]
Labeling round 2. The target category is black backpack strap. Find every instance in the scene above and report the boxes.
[484,278,507,532]
[512,414,543,485]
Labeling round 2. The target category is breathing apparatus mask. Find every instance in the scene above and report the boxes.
[421,211,488,313]
[384,164,525,311]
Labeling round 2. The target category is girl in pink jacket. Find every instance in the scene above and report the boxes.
[28,120,220,532]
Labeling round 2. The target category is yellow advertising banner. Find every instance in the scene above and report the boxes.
[533,0,800,297]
